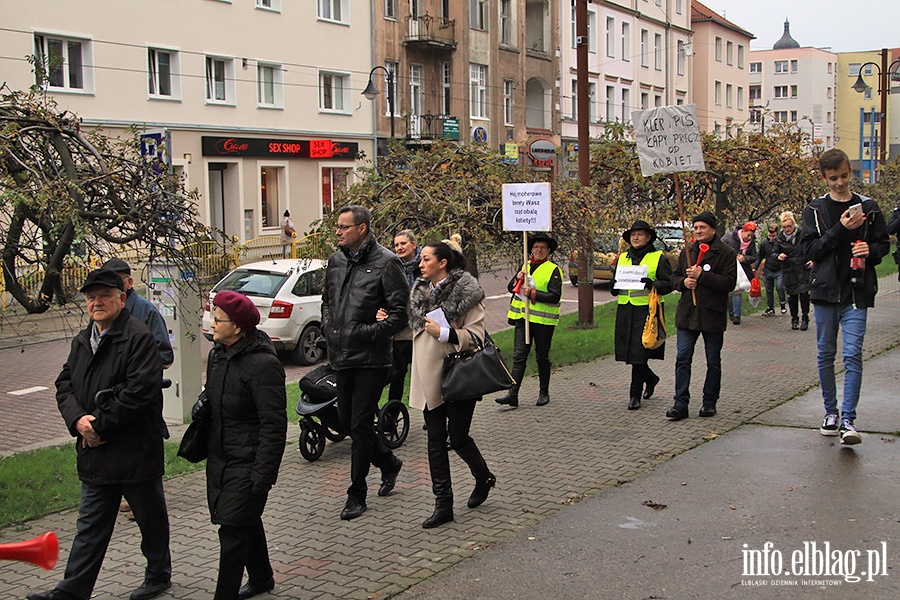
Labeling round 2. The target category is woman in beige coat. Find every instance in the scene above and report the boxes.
[408,236,496,528]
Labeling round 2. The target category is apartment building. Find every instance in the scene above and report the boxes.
[690,1,753,137]
[747,21,837,151]
[558,0,692,174]
[1,0,376,241]
[835,49,900,182]
[374,0,558,170]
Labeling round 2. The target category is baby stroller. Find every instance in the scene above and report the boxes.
[296,363,410,462]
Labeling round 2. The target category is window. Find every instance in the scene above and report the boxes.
[148,48,179,99]
[470,63,487,118]
[654,94,662,107]
[570,79,577,119]
[849,63,861,76]
[750,62,762,73]
[827,111,832,123]
[640,29,648,67]
[790,85,798,98]
[256,0,280,11]
[588,10,597,53]
[726,41,733,65]
[385,0,396,19]
[319,0,348,22]
[654,34,662,70]
[773,111,787,122]
[726,84,733,108]
[409,64,422,118]
[500,0,511,45]
[385,61,400,116]
[714,123,721,137]
[737,86,744,110]
[257,63,283,108]
[749,85,760,101]
[750,109,761,124]
[676,0,683,14]
[863,64,873,75]
[205,56,235,104]
[828,62,833,74]
[864,87,873,100]
[321,167,351,216]
[676,40,685,76]
[774,85,788,98]
[641,92,648,110]
[606,85,615,121]
[790,110,798,122]
[606,17,614,58]
[442,62,452,115]
[775,60,788,73]
[715,37,722,62]
[621,88,630,122]
[470,0,486,30]
[319,71,348,112]
[790,59,798,73]
[504,79,514,125]
[715,81,722,105]
[259,166,284,228]
[33,33,92,92]
[621,23,630,62]
[738,45,744,69]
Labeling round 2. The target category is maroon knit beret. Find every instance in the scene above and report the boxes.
[212,291,260,332]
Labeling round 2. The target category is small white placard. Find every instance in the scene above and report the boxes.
[613,265,649,290]
[502,182,552,231]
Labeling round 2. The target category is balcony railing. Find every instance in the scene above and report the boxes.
[403,15,457,50]
[405,114,457,142]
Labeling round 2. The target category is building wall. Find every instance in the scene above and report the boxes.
[1,0,376,241]
[690,19,752,136]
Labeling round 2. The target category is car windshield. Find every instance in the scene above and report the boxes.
[214,269,288,298]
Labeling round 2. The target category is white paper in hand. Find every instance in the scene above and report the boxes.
[426,307,450,328]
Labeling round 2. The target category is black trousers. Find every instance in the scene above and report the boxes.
[630,363,656,399]
[214,507,272,600]
[788,292,810,319]
[510,320,555,393]
[336,367,396,501]
[57,478,170,598]
[387,339,413,401]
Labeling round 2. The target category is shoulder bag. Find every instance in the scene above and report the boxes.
[441,331,515,403]
[177,390,210,463]
[642,287,667,350]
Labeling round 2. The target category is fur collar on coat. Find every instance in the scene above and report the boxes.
[408,269,484,332]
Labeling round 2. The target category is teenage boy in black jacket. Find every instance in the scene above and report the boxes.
[799,149,889,446]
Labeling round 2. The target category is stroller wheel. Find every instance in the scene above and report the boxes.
[323,425,346,443]
[378,400,410,450]
[299,421,326,462]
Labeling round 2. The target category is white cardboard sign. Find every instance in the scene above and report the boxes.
[502,182,552,231]
[613,265,649,290]
[632,104,706,176]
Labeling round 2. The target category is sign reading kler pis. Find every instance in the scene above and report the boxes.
[631,104,706,176]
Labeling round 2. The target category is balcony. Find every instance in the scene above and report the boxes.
[403,15,457,51]
[405,114,459,143]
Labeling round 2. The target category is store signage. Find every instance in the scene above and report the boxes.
[527,138,557,168]
[443,118,460,140]
[201,137,358,159]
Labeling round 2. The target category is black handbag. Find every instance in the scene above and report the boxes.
[441,331,516,403]
[177,391,210,463]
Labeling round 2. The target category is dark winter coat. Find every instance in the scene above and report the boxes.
[799,193,890,308]
[754,236,782,274]
[55,308,165,485]
[204,329,287,526]
[773,229,811,295]
[321,232,410,370]
[721,227,758,279]
[611,244,674,364]
[887,207,900,280]
[126,288,174,366]
[672,235,737,333]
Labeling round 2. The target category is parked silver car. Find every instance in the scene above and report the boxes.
[202,259,327,365]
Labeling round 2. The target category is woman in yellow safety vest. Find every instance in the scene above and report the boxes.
[611,220,673,410]
[495,232,562,408]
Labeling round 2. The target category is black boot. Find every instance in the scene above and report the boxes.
[423,433,454,529]
[800,315,809,331]
[495,387,519,407]
[455,440,495,509]
[791,317,799,330]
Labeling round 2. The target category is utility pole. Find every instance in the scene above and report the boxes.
[575,0,593,326]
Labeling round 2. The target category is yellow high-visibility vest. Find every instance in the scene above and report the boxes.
[616,250,663,306]
[507,261,561,325]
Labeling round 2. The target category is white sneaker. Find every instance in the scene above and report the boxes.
[839,421,861,445]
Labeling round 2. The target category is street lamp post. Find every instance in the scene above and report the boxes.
[361,66,395,139]
[851,48,900,168]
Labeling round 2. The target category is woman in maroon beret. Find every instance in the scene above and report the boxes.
[205,291,287,599]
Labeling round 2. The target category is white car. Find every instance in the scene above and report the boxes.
[202,259,327,365]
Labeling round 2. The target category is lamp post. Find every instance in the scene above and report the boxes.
[851,48,900,168]
[361,66,395,139]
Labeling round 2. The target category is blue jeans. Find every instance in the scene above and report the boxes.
[813,303,867,422]
[764,271,785,309]
[727,292,743,318]
[673,328,724,408]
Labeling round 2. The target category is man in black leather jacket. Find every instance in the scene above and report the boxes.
[321,205,410,520]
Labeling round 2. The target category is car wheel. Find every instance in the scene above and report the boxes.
[292,324,325,366]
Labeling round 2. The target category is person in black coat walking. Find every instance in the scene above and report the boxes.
[774,210,812,330]
[610,220,673,410]
[205,291,287,600]
[30,269,171,600]
[753,223,786,316]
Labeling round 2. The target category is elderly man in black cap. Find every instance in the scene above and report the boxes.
[29,269,171,600]
[495,231,563,408]
[667,212,737,421]
[101,258,173,368]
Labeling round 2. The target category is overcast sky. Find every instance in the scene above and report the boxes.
[708,0,896,54]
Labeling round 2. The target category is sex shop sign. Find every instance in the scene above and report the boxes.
[201,136,359,159]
